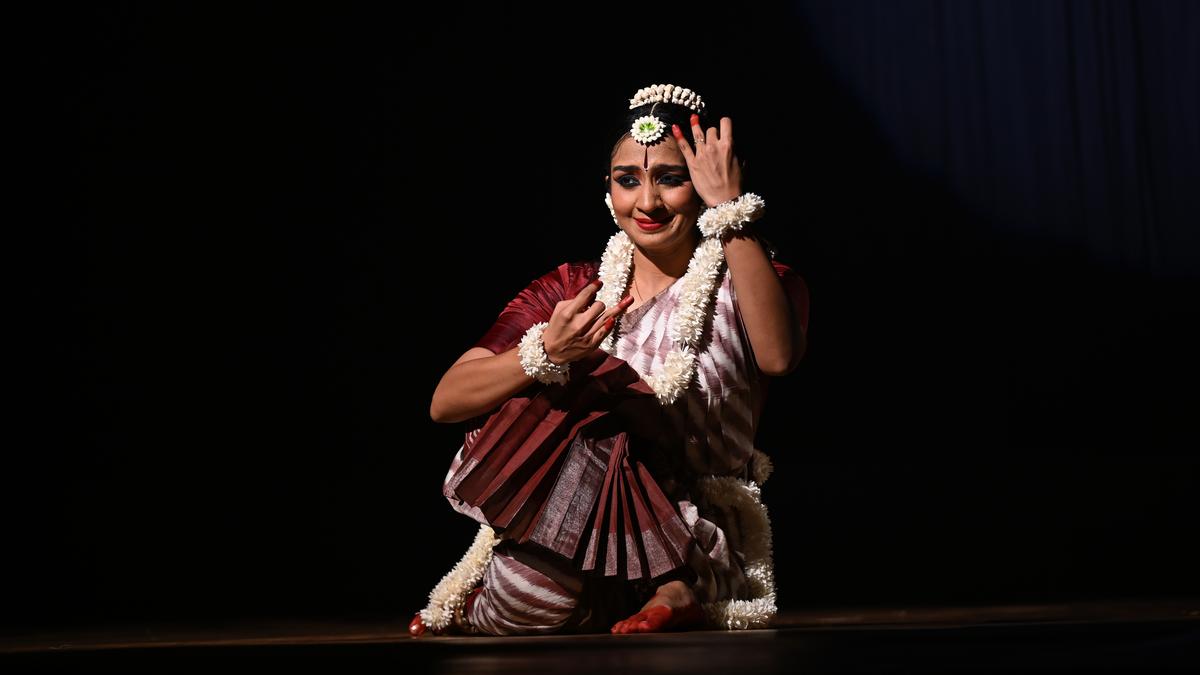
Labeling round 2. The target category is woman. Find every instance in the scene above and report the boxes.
[411,84,810,636]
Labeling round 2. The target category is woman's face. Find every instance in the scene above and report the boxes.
[608,135,703,254]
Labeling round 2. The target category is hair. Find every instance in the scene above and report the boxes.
[606,100,713,183]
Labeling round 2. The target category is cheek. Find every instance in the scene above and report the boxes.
[666,188,699,211]
[611,190,632,210]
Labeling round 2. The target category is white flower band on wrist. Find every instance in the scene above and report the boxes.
[697,192,766,239]
[518,321,570,385]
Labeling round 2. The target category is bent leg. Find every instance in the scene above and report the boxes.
[465,540,585,636]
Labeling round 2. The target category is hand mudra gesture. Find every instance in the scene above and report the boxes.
[542,280,634,365]
[671,114,746,208]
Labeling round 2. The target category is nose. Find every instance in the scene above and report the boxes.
[637,178,663,214]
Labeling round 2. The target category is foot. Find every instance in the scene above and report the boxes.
[409,586,483,637]
[610,580,705,634]
[408,612,429,637]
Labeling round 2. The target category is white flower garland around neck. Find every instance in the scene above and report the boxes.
[594,229,722,405]
[592,192,765,405]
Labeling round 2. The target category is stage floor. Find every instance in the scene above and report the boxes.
[3,597,1199,673]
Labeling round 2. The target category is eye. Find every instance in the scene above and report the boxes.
[616,174,687,187]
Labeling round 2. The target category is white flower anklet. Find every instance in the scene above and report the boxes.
[518,321,570,385]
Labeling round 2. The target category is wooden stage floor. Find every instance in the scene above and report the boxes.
[3,597,1199,673]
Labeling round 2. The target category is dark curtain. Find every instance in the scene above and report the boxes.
[794,0,1198,279]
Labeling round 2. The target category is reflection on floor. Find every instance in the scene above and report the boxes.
[3,597,1198,673]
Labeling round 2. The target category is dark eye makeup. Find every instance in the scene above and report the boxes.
[615,173,687,187]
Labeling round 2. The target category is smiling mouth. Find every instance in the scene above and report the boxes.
[634,217,670,231]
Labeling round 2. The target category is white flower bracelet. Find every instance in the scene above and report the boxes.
[697,192,766,239]
[518,321,570,385]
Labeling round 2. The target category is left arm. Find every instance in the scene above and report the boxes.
[671,115,807,376]
[722,228,807,376]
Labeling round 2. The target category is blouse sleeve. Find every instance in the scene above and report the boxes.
[729,259,810,375]
[471,262,597,355]
[771,260,810,335]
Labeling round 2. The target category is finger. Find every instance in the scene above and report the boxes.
[671,123,694,163]
[689,113,704,148]
[720,116,732,142]
[584,295,632,339]
[576,299,606,328]
[571,279,603,313]
[593,293,632,323]
[585,314,616,346]
[707,123,719,145]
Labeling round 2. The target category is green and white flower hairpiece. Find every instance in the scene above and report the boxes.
[627,83,706,147]
[631,114,666,145]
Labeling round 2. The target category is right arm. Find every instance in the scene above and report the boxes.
[428,346,536,424]
[430,278,634,424]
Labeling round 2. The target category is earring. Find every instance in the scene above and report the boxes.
[604,192,618,227]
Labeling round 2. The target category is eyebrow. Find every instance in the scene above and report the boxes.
[612,164,689,173]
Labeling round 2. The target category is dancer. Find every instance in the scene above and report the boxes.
[412,83,810,636]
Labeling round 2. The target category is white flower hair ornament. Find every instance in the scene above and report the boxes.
[630,114,666,145]
[628,83,706,116]
[627,83,708,165]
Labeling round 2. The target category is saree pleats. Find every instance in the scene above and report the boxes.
[444,350,696,581]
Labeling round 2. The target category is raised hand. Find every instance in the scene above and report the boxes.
[671,115,745,208]
[542,279,634,365]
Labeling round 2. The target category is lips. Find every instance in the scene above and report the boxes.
[633,216,672,229]
[634,217,668,231]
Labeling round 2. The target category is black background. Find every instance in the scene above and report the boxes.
[10,1,1198,631]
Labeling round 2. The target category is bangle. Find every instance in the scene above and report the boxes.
[518,321,570,385]
[697,192,766,239]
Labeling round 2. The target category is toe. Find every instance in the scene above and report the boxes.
[408,613,427,637]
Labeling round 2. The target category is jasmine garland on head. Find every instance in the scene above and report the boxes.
[626,84,706,151]
[609,83,709,173]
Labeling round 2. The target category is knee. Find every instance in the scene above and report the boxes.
[468,586,576,635]
[466,549,581,635]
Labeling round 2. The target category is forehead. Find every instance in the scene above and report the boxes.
[611,136,686,169]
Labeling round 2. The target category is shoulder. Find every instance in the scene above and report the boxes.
[525,259,602,298]
[511,260,600,305]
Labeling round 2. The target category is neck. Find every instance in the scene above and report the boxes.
[630,228,701,288]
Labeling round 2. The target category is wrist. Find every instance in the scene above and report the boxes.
[697,192,765,239]
[542,338,566,366]
[518,322,570,385]
[705,191,743,208]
